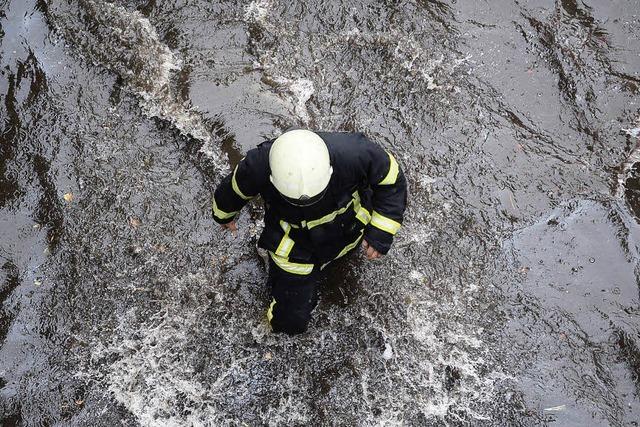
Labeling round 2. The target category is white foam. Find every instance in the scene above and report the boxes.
[51,0,227,173]
[616,117,640,198]
[382,342,394,360]
[622,126,640,139]
[272,77,315,124]
[399,263,513,422]
[244,0,272,24]
[340,28,466,91]
[243,1,316,126]
[95,272,223,426]
[409,269,425,282]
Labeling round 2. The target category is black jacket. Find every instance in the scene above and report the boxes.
[212,132,407,267]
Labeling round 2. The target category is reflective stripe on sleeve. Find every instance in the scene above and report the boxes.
[378,152,399,185]
[232,165,253,200]
[269,252,314,275]
[212,198,238,220]
[370,211,402,235]
[275,221,295,258]
[352,192,371,225]
[356,206,371,224]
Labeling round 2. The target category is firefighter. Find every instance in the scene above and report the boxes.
[212,129,407,335]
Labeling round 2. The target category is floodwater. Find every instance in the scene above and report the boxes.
[1,0,639,425]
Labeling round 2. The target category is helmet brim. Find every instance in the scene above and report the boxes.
[281,186,328,207]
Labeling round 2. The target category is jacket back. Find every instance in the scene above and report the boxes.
[212,132,407,266]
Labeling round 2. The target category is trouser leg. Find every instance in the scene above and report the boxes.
[266,259,320,336]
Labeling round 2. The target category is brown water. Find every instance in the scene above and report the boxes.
[1,0,639,425]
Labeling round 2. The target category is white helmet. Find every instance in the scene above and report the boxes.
[269,129,333,205]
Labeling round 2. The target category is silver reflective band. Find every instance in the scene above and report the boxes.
[269,252,314,275]
[370,211,401,235]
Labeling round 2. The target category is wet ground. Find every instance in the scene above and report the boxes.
[1,0,639,425]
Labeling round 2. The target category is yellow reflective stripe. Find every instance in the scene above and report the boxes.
[352,192,371,225]
[267,298,276,323]
[212,198,238,220]
[269,252,314,275]
[278,220,291,234]
[378,152,399,185]
[356,206,371,224]
[336,230,364,260]
[275,221,295,257]
[370,211,401,235]
[321,229,366,270]
[232,165,252,200]
[307,191,359,229]
[277,238,294,257]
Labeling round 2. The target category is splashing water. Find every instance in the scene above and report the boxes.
[617,116,640,200]
[2,0,640,425]
[47,0,227,173]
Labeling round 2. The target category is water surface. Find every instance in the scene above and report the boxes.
[1,0,639,425]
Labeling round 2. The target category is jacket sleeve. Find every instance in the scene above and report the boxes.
[212,146,268,224]
[360,136,408,254]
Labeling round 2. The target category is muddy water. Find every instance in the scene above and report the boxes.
[1,0,639,425]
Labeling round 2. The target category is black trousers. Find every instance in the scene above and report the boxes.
[266,258,322,335]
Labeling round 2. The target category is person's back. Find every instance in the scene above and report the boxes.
[212,129,407,335]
